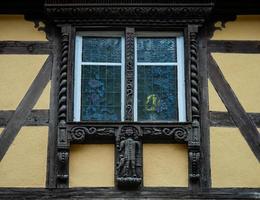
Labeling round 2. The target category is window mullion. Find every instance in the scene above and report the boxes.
[124,27,135,121]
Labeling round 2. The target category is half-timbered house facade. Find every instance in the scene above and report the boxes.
[0,0,259,199]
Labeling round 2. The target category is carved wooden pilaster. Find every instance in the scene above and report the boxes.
[115,126,142,189]
[124,27,135,121]
[188,25,201,188]
[56,25,71,188]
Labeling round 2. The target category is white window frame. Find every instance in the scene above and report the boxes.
[74,31,186,122]
[73,32,125,122]
[134,33,186,122]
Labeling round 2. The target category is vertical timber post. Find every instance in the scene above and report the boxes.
[56,25,71,188]
[115,27,143,189]
[188,25,201,191]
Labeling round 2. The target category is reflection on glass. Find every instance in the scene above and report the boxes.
[81,65,121,121]
[82,37,121,63]
[137,38,177,63]
[137,65,178,121]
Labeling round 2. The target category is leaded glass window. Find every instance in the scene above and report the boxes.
[74,32,185,122]
[74,33,125,121]
[134,35,186,122]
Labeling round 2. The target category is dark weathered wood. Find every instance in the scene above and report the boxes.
[0,41,52,54]
[0,55,52,161]
[210,111,260,127]
[208,55,260,161]
[46,27,60,188]
[199,27,211,189]
[0,188,259,199]
[0,110,49,127]
[208,40,260,53]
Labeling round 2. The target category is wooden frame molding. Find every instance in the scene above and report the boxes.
[45,0,215,189]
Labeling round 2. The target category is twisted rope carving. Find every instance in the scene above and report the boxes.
[190,32,200,123]
[58,33,69,125]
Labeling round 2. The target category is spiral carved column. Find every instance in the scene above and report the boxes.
[188,25,201,186]
[56,25,71,188]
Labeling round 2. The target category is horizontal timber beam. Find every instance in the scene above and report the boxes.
[208,40,260,53]
[0,41,53,54]
[210,111,260,127]
[0,188,259,199]
[0,109,49,127]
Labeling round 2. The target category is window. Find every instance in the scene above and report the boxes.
[74,31,185,122]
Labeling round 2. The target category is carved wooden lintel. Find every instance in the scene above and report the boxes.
[115,126,142,189]
[44,0,214,26]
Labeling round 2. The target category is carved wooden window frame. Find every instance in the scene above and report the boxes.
[44,0,214,189]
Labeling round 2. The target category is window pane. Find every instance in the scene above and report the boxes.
[81,65,121,121]
[137,65,178,121]
[137,38,177,63]
[82,37,121,63]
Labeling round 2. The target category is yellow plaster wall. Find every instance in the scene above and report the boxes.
[210,127,260,188]
[0,15,47,41]
[0,127,48,187]
[212,15,260,40]
[143,144,188,187]
[211,53,260,113]
[33,81,51,109]
[208,80,227,112]
[69,144,114,187]
[0,55,49,110]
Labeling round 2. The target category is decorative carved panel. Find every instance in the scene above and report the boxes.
[116,126,142,189]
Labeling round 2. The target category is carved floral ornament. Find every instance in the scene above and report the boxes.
[44,0,215,25]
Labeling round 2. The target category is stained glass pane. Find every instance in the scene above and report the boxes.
[81,65,121,121]
[82,37,121,63]
[137,65,178,121]
[137,38,177,63]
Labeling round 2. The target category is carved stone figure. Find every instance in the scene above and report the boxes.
[116,126,142,188]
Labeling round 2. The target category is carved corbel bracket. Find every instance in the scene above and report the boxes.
[115,126,143,189]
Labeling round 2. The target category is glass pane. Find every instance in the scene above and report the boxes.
[137,38,177,63]
[82,37,121,63]
[81,65,121,121]
[137,65,178,121]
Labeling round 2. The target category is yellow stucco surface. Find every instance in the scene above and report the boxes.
[0,127,48,187]
[208,79,227,112]
[0,15,47,41]
[212,15,260,40]
[33,81,51,109]
[69,144,114,187]
[0,55,48,110]
[210,127,260,188]
[143,144,188,187]
[212,53,260,113]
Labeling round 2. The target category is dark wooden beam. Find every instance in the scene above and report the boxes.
[0,41,52,54]
[0,55,52,161]
[208,40,260,54]
[0,188,259,199]
[199,27,211,189]
[210,111,260,127]
[0,110,49,127]
[208,55,260,161]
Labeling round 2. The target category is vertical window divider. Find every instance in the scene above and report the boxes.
[74,35,82,122]
[177,36,186,122]
[121,36,125,121]
[134,37,138,122]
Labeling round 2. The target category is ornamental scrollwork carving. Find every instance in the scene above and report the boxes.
[116,126,142,188]
[69,126,116,143]
[143,127,189,142]
[125,28,135,121]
